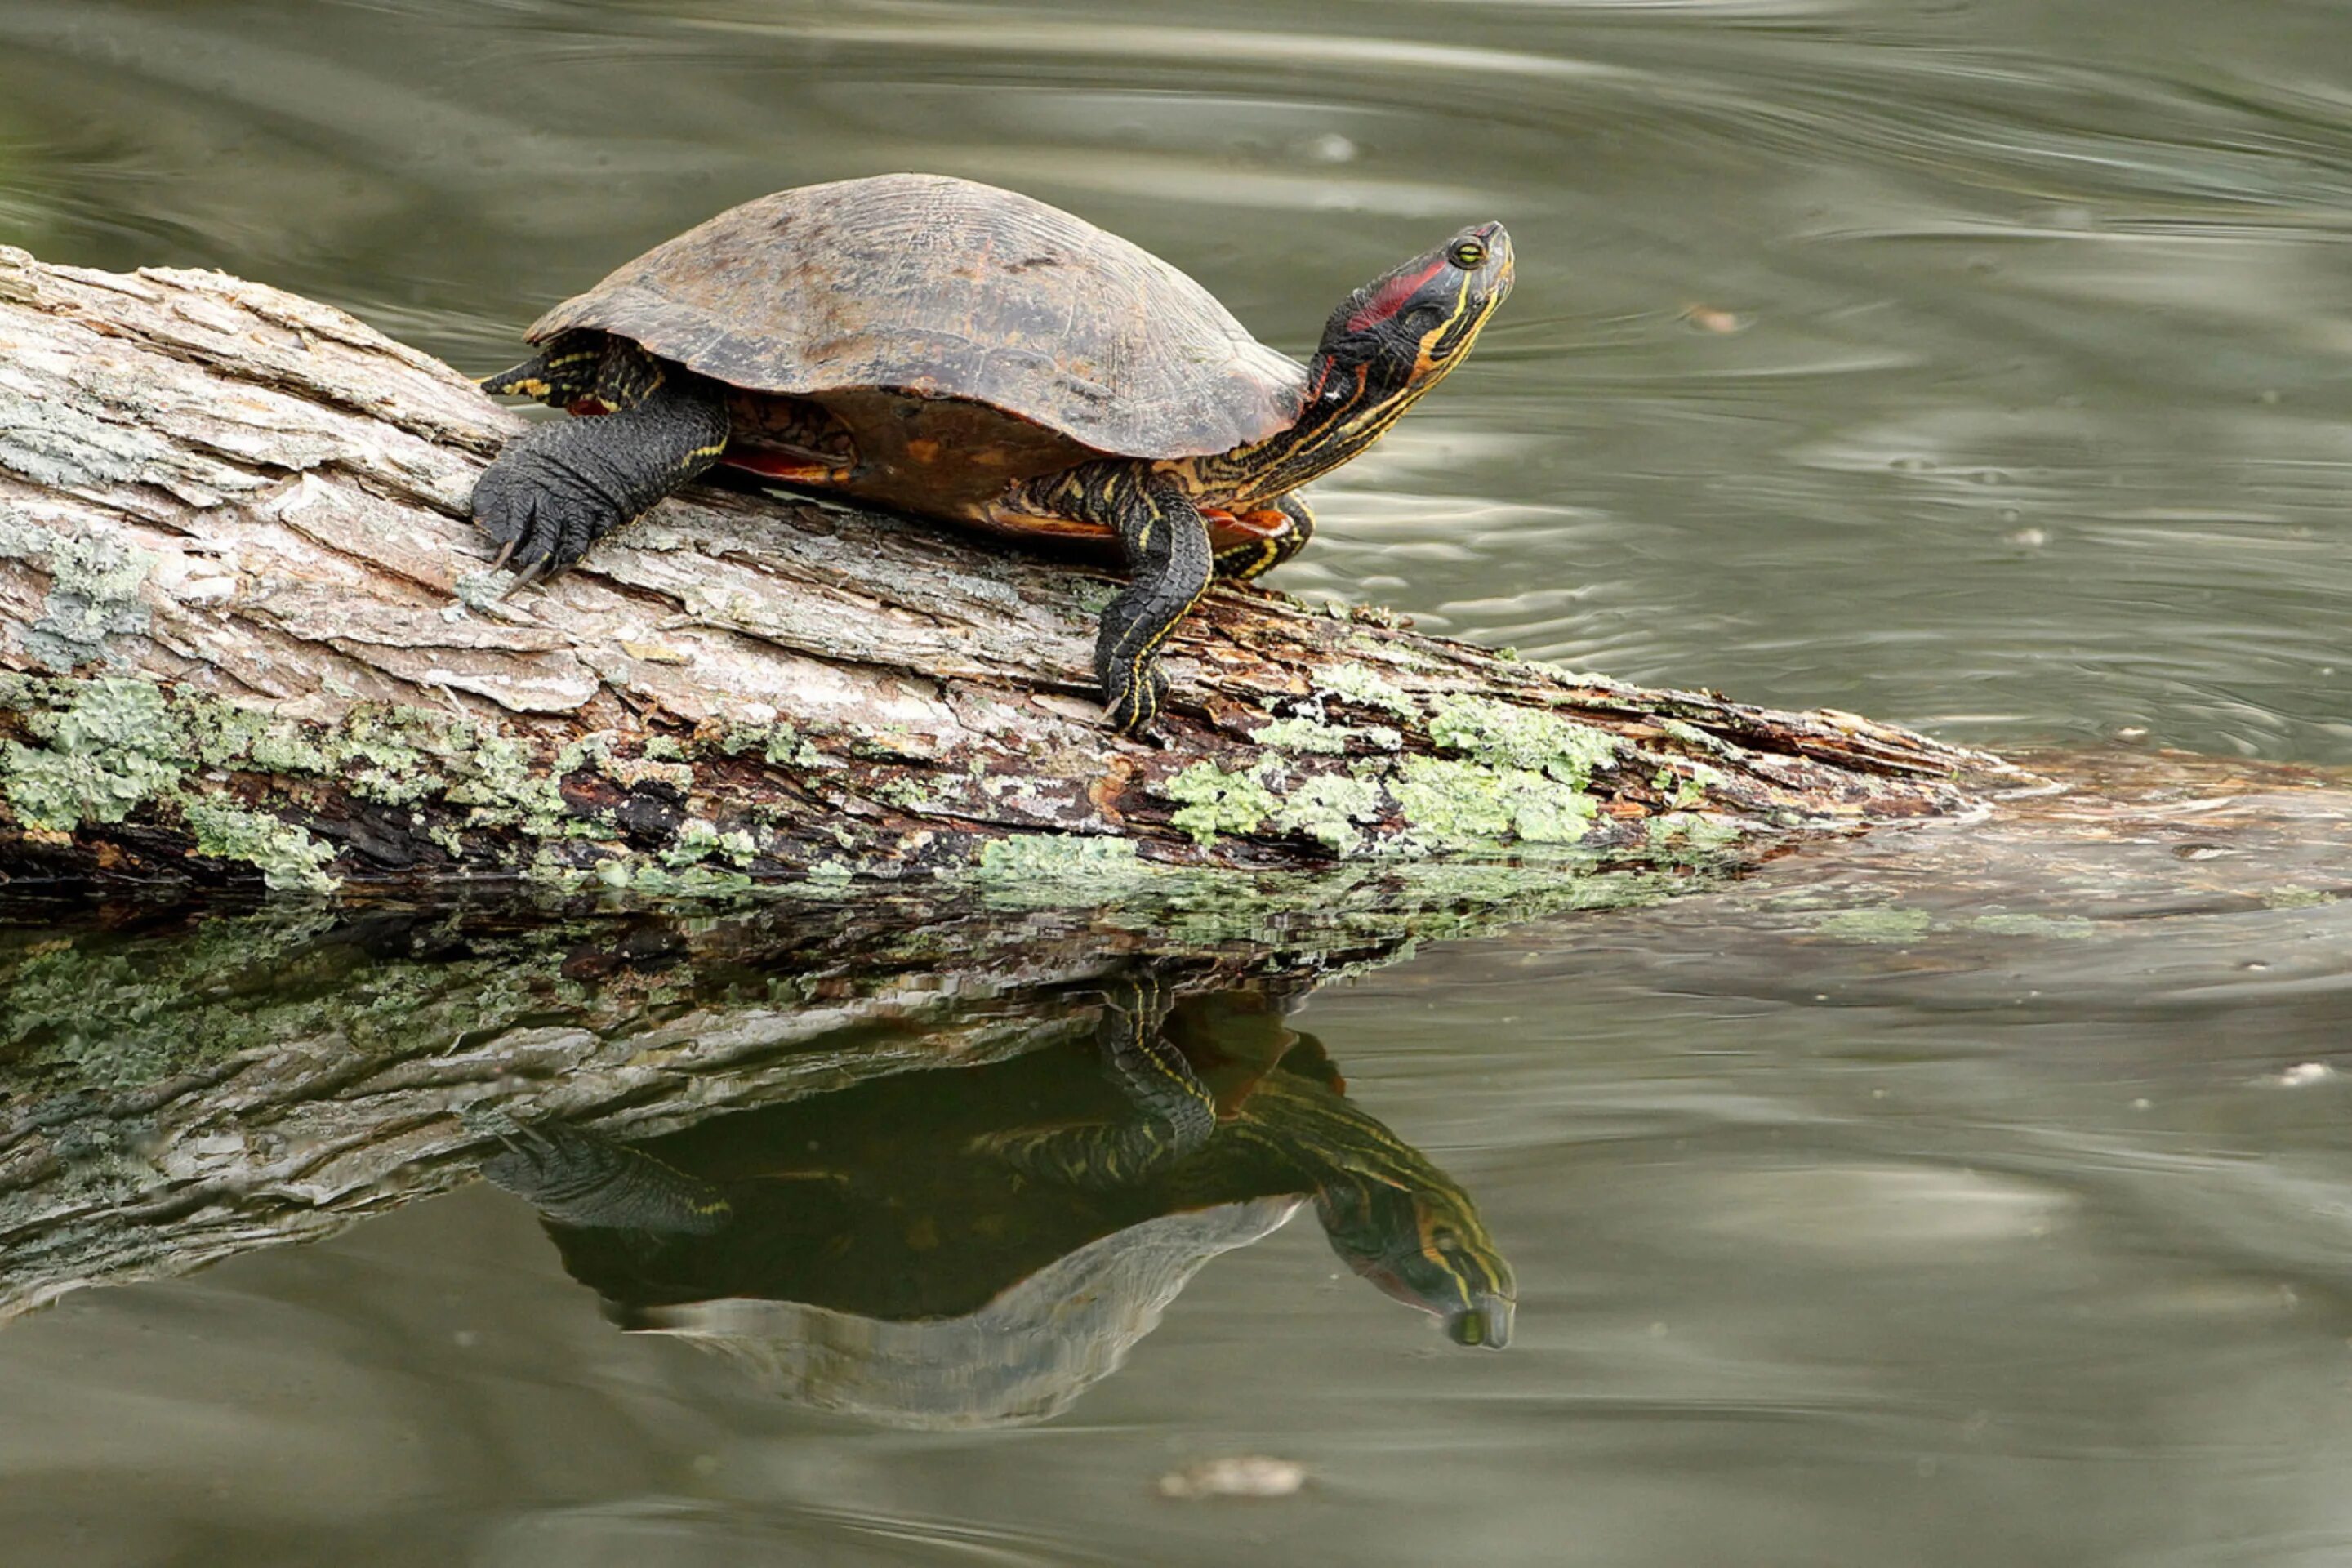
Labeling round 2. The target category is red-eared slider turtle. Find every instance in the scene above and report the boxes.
[470,172,1514,732]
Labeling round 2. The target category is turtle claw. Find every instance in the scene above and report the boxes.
[471,434,605,595]
[500,556,553,598]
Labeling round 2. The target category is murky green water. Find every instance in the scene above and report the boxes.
[4,1,2352,1563]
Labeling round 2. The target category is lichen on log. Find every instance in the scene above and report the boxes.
[0,245,2016,892]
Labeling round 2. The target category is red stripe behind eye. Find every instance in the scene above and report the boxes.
[1344,258,1448,333]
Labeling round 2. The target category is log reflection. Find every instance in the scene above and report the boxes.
[483,971,1512,1428]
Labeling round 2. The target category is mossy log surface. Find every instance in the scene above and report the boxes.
[0,245,2016,893]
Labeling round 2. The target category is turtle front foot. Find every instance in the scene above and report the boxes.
[1102,664,1174,739]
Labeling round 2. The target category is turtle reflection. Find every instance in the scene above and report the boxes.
[483,975,1513,1427]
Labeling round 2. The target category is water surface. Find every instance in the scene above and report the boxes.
[3,1,2352,1563]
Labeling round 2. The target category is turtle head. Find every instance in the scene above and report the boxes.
[1315,1176,1517,1350]
[1316,221,1514,394]
[1226,222,1512,498]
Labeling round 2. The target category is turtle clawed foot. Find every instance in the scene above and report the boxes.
[470,433,615,593]
[1103,666,1174,742]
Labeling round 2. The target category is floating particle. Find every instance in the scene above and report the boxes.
[1156,1456,1308,1500]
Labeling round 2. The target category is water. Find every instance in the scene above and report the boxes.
[2,1,2352,1562]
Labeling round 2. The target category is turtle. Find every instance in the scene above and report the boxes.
[470,172,1515,733]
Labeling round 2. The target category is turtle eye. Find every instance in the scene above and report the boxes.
[1447,238,1488,270]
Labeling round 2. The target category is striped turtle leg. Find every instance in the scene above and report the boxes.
[968,972,1219,1187]
[1213,493,1317,581]
[1094,470,1214,733]
[479,1120,733,1235]
[470,341,731,588]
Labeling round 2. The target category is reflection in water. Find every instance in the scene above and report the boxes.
[2,0,2351,1557]
[0,760,2344,1561]
[484,973,1512,1427]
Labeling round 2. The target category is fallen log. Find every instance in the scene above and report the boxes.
[0,245,2015,892]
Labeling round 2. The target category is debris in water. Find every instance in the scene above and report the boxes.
[1156,1456,1308,1500]
[1682,305,1744,333]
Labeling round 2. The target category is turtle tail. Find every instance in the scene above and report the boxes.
[479,329,608,408]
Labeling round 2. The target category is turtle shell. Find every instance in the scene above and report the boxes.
[528,172,1307,462]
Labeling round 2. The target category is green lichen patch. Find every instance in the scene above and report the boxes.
[0,518,155,671]
[184,704,335,777]
[1966,912,2096,940]
[1813,906,1935,942]
[603,754,696,794]
[1384,755,1597,850]
[1320,662,1417,719]
[964,834,1176,906]
[1164,757,1281,846]
[715,718,826,769]
[2261,885,2340,910]
[1,675,185,829]
[1272,773,1383,855]
[973,833,1147,881]
[179,795,338,892]
[1428,695,1619,788]
[0,907,572,1093]
[0,675,638,888]
[873,775,947,813]
[663,817,760,871]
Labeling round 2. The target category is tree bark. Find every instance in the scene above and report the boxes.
[0,245,2014,892]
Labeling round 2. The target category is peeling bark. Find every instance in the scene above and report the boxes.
[0,246,2017,891]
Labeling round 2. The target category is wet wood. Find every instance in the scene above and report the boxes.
[0,246,2018,891]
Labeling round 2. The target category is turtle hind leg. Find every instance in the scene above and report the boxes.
[479,329,610,407]
[470,351,732,586]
